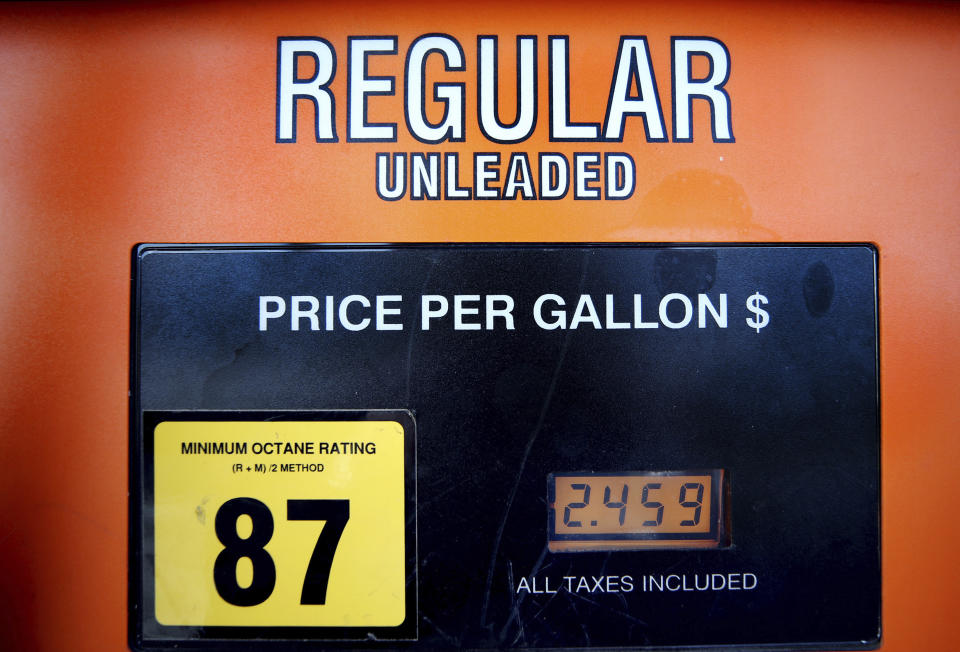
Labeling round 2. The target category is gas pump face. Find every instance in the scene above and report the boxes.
[5,4,960,652]
[130,243,879,650]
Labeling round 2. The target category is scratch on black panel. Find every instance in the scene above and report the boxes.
[506,560,526,645]
[565,588,648,627]
[498,544,551,643]
[405,258,438,404]
[564,588,592,646]
[480,252,591,630]
[421,615,460,647]
[415,476,470,514]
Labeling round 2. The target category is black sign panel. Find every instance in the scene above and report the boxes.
[130,244,880,650]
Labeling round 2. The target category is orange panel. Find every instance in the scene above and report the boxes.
[0,1,958,650]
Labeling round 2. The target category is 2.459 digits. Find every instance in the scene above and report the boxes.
[550,471,722,543]
[561,480,705,529]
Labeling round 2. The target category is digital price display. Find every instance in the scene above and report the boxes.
[549,471,727,551]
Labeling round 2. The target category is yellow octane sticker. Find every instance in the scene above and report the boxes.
[153,420,406,627]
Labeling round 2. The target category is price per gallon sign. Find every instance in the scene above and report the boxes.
[131,244,879,651]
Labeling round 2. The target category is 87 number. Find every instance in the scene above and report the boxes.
[213,497,349,607]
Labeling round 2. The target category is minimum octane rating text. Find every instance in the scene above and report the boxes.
[180,441,377,455]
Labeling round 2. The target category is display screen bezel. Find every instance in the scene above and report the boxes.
[548,469,727,547]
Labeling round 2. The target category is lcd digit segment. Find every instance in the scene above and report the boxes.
[548,470,728,551]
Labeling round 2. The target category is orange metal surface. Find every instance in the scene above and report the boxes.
[0,1,957,650]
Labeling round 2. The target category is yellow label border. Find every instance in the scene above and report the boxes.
[134,410,417,643]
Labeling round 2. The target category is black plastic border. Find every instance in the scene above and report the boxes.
[128,242,881,651]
